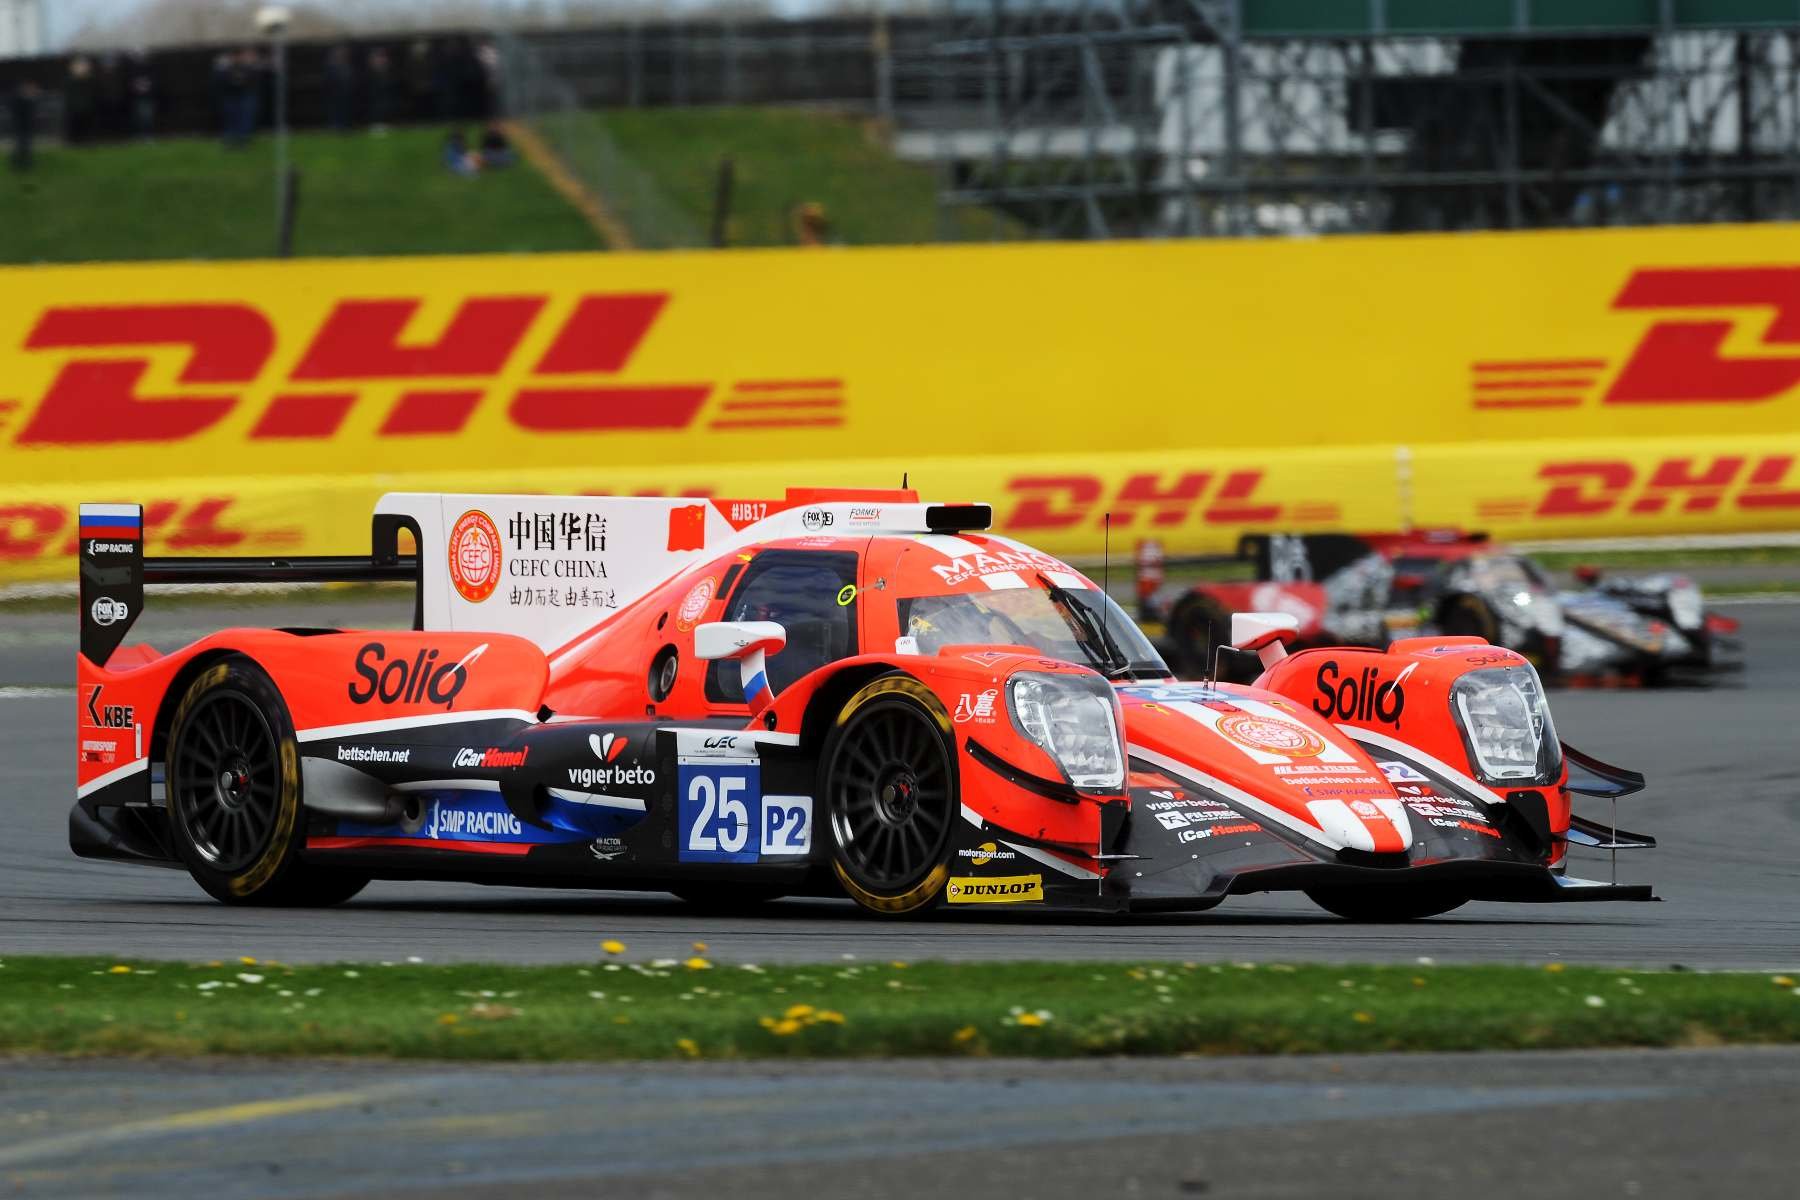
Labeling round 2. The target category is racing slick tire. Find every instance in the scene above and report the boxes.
[1167,592,1233,678]
[820,674,957,915]
[165,656,369,907]
[1304,887,1467,922]
[1438,594,1501,644]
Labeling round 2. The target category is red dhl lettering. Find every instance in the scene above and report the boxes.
[1529,454,1800,518]
[8,293,757,447]
[1002,470,1328,532]
[1607,267,1800,405]
[0,497,300,562]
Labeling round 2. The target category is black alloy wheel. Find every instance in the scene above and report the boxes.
[172,688,282,873]
[822,676,956,913]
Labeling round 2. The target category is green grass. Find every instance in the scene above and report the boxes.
[1530,545,1800,571]
[5,956,1799,1061]
[586,106,1019,248]
[0,129,601,263]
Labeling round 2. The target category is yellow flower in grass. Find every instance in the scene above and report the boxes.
[239,957,258,966]
[953,1025,979,1044]
[676,1038,700,1058]
[1015,1012,1045,1028]
[1544,962,1566,973]
[813,1010,846,1025]
[1352,1011,1374,1024]
[437,1013,460,1026]
[601,939,626,955]
[684,957,712,971]
[769,1018,802,1036]
[1774,976,1795,988]
[108,965,132,975]
[783,1004,815,1021]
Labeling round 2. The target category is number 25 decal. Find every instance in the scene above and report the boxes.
[677,763,813,863]
[686,773,752,855]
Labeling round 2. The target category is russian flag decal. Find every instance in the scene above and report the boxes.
[78,503,142,542]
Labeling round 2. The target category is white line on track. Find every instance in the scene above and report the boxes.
[0,686,73,700]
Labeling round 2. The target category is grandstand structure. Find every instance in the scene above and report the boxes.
[921,0,1800,239]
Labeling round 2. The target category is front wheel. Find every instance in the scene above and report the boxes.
[1305,887,1467,922]
[165,656,368,906]
[820,675,957,915]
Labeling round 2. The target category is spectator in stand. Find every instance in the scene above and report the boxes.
[216,48,263,147]
[478,122,514,169]
[443,129,478,177]
[127,54,155,139]
[365,47,396,131]
[792,201,833,246]
[8,80,39,170]
[64,57,97,144]
[323,45,354,132]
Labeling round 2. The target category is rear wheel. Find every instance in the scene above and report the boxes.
[165,657,368,906]
[821,675,956,915]
[1167,593,1232,678]
[1438,594,1501,643]
[1305,887,1467,922]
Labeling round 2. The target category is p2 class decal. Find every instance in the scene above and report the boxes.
[675,759,812,864]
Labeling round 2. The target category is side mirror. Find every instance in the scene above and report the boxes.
[694,621,786,714]
[1231,611,1299,669]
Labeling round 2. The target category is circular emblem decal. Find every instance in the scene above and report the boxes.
[447,509,502,604]
[676,576,716,631]
[1215,712,1326,758]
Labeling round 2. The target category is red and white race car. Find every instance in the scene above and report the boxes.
[72,488,1653,920]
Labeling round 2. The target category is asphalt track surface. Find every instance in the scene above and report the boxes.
[4,1048,1798,1198]
[1,597,1797,970]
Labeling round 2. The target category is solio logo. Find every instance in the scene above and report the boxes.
[89,596,129,627]
[1313,660,1410,727]
[348,642,486,709]
[448,509,502,604]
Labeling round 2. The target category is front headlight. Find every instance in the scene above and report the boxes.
[1667,581,1702,630]
[1007,672,1125,791]
[1449,665,1562,786]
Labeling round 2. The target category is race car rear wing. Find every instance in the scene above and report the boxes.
[78,502,419,668]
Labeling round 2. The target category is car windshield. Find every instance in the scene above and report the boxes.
[898,583,1169,680]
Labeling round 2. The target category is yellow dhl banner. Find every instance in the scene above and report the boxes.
[5,225,1800,581]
